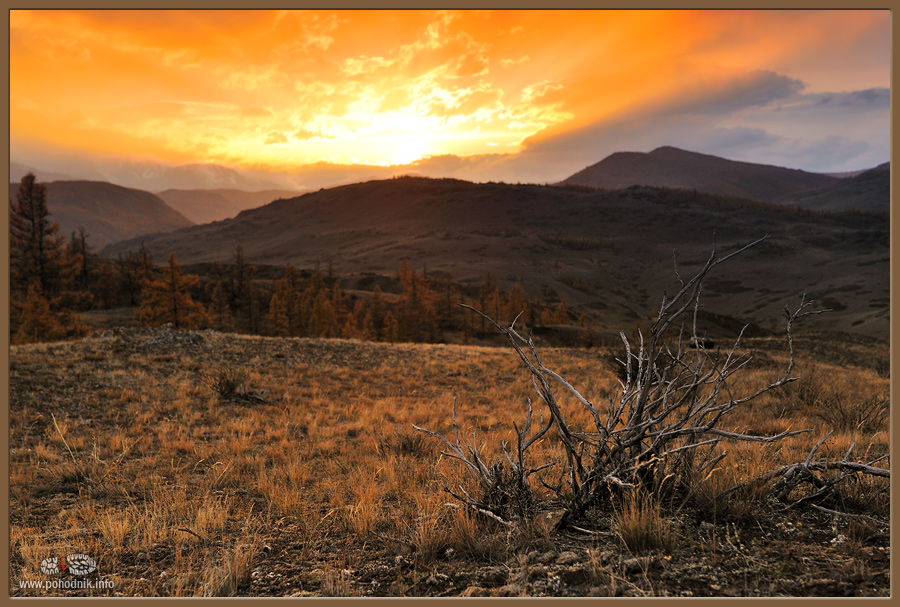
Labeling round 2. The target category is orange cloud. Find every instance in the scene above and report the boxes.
[10,9,890,176]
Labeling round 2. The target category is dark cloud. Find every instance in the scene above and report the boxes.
[663,70,805,117]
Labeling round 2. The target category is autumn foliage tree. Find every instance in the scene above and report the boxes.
[9,173,89,342]
[136,252,207,329]
[266,263,304,336]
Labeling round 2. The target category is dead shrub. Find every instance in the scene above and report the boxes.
[200,367,269,404]
[815,393,889,434]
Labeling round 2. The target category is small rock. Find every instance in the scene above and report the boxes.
[527,565,549,580]
[558,566,590,586]
[556,550,580,566]
[536,509,566,532]
[537,551,557,565]
[289,590,316,597]
[426,573,449,586]
[476,566,507,586]
[497,583,520,597]
[461,586,491,597]
[623,556,653,573]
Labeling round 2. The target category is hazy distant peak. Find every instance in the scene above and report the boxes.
[562,146,840,203]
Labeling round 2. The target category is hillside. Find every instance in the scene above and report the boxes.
[774,163,890,213]
[100,176,889,341]
[8,328,890,596]
[561,146,842,203]
[9,180,195,248]
[155,188,304,224]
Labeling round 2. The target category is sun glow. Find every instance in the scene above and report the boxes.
[9,9,890,176]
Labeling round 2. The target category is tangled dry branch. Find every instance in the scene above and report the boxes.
[416,234,888,530]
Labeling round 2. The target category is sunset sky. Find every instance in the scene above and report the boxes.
[9,9,891,190]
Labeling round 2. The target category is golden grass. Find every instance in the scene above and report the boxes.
[8,331,890,596]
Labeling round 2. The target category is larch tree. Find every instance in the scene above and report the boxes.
[267,263,303,336]
[9,173,88,341]
[136,252,207,329]
[13,283,67,344]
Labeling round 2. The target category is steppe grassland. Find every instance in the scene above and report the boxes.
[8,330,890,596]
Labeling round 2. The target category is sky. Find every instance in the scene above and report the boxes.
[9,9,892,190]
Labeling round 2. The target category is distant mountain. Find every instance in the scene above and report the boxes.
[9,180,194,249]
[10,162,79,183]
[561,146,842,203]
[101,176,889,341]
[11,159,288,192]
[155,188,305,224]
[775,162,890,213]
[93,160,288,192]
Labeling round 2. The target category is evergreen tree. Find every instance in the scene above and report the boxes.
[10,173,68,295]
[116,244,154,306]
[68,227,93,292]
[504,283,529,325]
[135,252,207,329]
[13,283,66,344]
[266,263,303,336]
[207,281,234,331]
[9,173,88,339]
[226,245,258,331]
[93,261,120,309]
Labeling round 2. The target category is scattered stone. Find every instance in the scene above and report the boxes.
[461,586,491,597]
[535,509,567,532]
[558,567,590,586]
[497,583,521,597]
[596,550,616,564]
[556,551,580,566]
[623,556,654,573]
[536,551,557,565]
[426,573,449,586]
[476,566,507,586]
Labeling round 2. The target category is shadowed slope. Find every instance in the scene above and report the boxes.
[562,146,842,203]
[9,180,194,248]
[100,176,889,341]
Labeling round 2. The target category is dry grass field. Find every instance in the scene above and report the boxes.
[8,325,890,597]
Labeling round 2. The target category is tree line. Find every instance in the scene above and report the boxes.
[129,250,572,344]
[10,173,572,345]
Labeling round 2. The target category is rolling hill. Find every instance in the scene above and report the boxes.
[561,146,845,203]
[155,188,304,224]
[9,180,195,248]
[100,176,889,341]
[773,163,890,213]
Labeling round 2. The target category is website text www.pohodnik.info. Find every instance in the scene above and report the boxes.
[18,578,115,591]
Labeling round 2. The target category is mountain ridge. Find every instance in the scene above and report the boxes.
[99,176,889,341]
[8,180,194,248]
[155,188,305,224]
[560,146,888,212]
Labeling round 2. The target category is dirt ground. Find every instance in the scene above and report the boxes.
[7,327,891,597]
